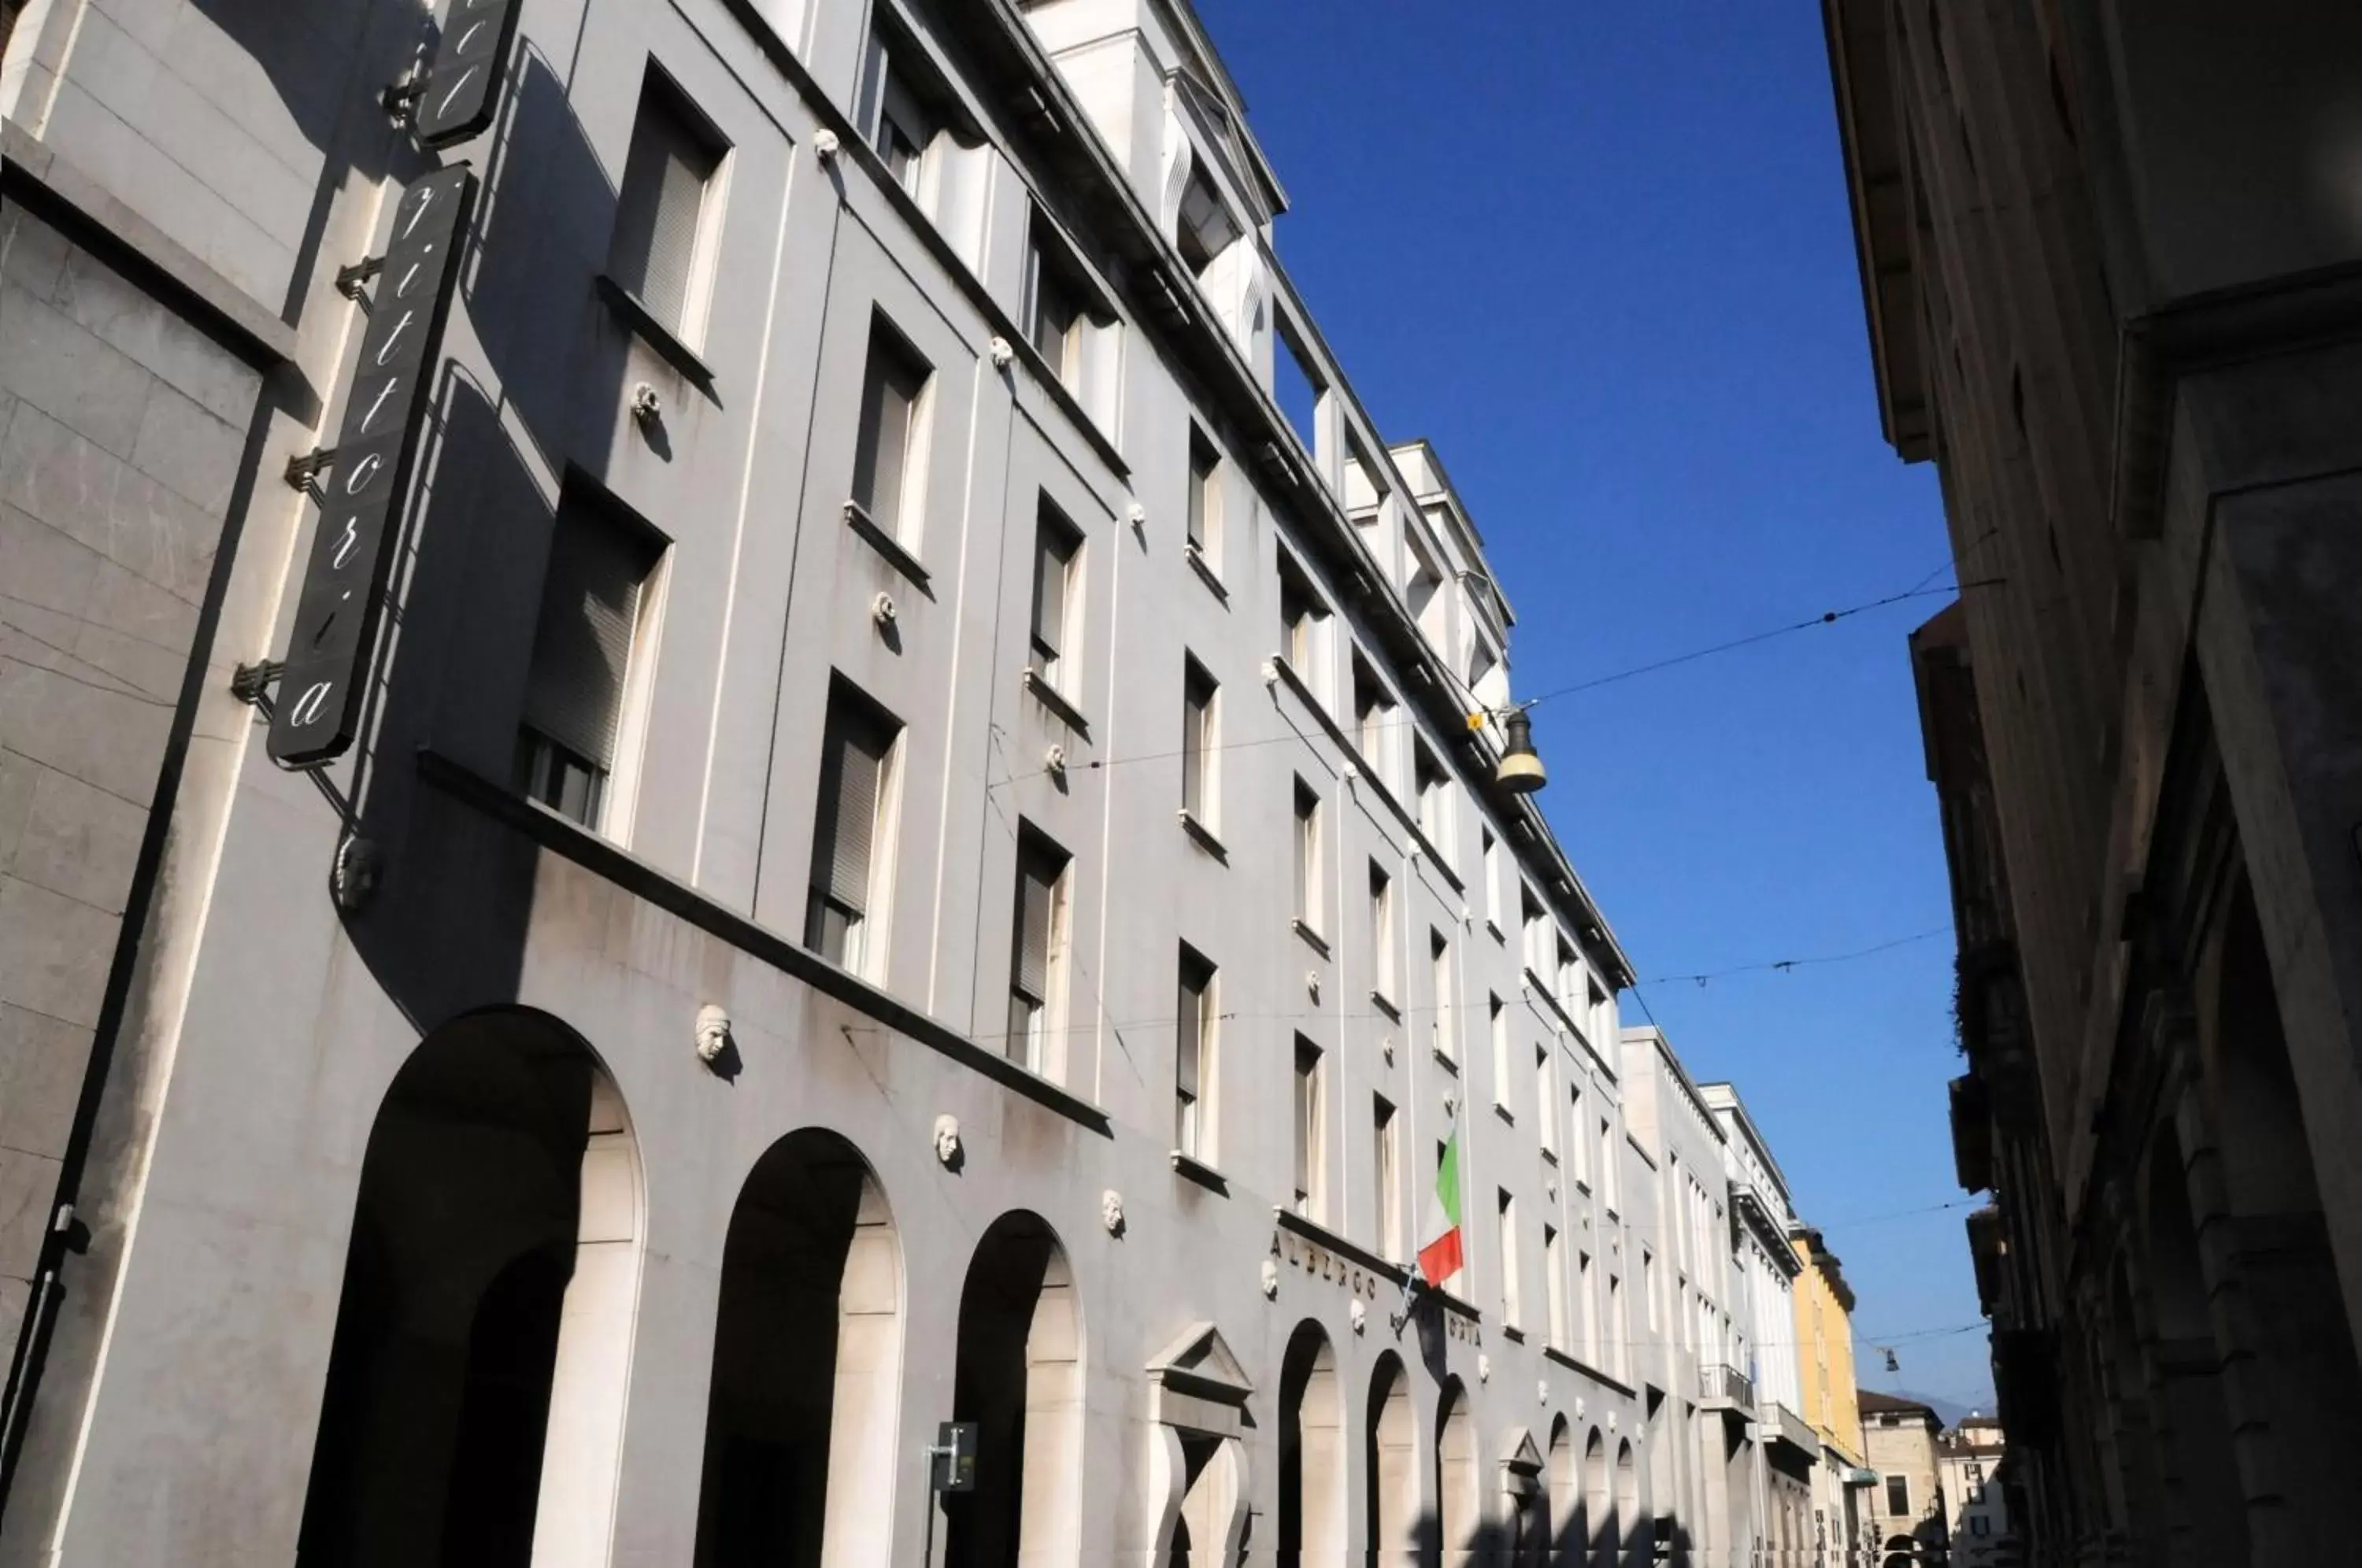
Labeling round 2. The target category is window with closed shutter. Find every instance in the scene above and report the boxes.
[1187,428,1220,556]
[610,74,724,339]
[1030,503,1079,687]
[518,494,663,829]
[1292,779,1320,929]
[853,321,930,539]
[805,682,899,970]
[1176,947,1212,1155]
[1181,659,1216,823]
[1008,828,1066,1071]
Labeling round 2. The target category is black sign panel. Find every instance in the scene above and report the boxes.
[269,165,475,768]
[413,0,523,149]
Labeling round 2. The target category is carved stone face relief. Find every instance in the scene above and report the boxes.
[1261,1258,1280,1300]
[933,1114,963,1168]
[1101,1189,1126,1237]
[694,1004,732,1064]
[1350,1300,1368,1335]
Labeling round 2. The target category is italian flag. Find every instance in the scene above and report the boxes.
[1416,1126,1464,1286]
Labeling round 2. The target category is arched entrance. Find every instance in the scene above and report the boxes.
[1366,1352,1416,1567]
[1435,1380,1476,1561]
[294,1008,641,1568]
[943,1211,1082,1568]
[1546,1418,1581,1567]
[1612,1440,1639,1568]
[693,1129,901,1566]
[1279,1321,1344,1565]
[1583,1428,1610,1568]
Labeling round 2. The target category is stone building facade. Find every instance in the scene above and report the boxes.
[1823,2,2362,1563]
[0,0,1862,1564]
[1937,1416,2011,1568]
[1860,1392,1947,1566]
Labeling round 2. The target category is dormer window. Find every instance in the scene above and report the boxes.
[1176,165,1241,277]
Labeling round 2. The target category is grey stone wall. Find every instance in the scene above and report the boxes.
[0,194,255,1359]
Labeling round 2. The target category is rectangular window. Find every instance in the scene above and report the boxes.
[1544,1224,1568,1349]
[1486,993,1509,1100]
[1430,931,1453,1060]
[1886,1476,1910,1518]
[1600,1118,1616,1212]
[1292,778,1322,933]
[1027,229,1084,385]
[1352,656,1393,778]
[804,679,900,973]
[1535,1044,1555,1156]
[1570,1085,1587,1185]
[1414,740,1448,845]
[1374,1095,1400,1259]
[1368,863,1394,1002]
[1521,887,1549,978]
[1293,1037,1324,1219]
[1028,500,1083,690]
[1008,827,1069,1073]
[851,319,931,541]
[609,71,724,341]
[865,39,936,197]
[1480,827,1500,930]
[1578,1249,1595,1363]
[1181,658,1217,827]
[1498,1189,1520,1329]
[1176,945,1215,1157]
[1278,550,1324,679]
[1187,426,1222,561]
[1609,1274,1626,1379]
[517,492,665,831]
[1644,1248,1660,1331]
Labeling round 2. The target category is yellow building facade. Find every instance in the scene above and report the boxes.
[1794,1229,1875,1566]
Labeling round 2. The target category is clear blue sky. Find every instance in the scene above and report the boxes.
[1194,0,1990,1409]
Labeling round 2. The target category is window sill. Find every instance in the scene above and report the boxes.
[1370,990,1401,1024]
[596,275,718,399]
[1492,1100,1514,1126]
[1171,1149,1229,1196]
[1291,918,1331,959]
[1541,1146,1560,1167]
[1500,1323,1527,1344]
[1542,1343,1634,1396]
[1184,542,1228,604]
[1178,808,1227,861]
[842,500,933,594]
[1021,668,1092,737]
[1431,1045,1459,1076]
[1486,918,1507,945]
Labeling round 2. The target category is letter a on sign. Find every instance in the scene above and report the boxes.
[268,165,476,769]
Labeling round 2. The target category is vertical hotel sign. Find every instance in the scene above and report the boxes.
[268,165,475,767]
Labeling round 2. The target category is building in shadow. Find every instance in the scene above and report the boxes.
[1822,2,2362,1564]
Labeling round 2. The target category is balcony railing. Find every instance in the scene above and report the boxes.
[1700,1363,1754,1412]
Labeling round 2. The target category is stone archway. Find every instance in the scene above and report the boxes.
[1435,1380,1477,1562]
[2140,1125,2248,1565]
[693,1129,901,1567]
[944,1211,1083,1568]
[1612,1440,1640,1568]
[1583,1428,1611,1568]
[1366,1352,1416,1567]
[294,1008,642,1568]
[1279,1321,1345,1566]
[1546,1417,1581,1567]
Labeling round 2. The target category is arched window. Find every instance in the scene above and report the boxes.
[1279,1322,1345,1564]
[1366,1353,1416,1566]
